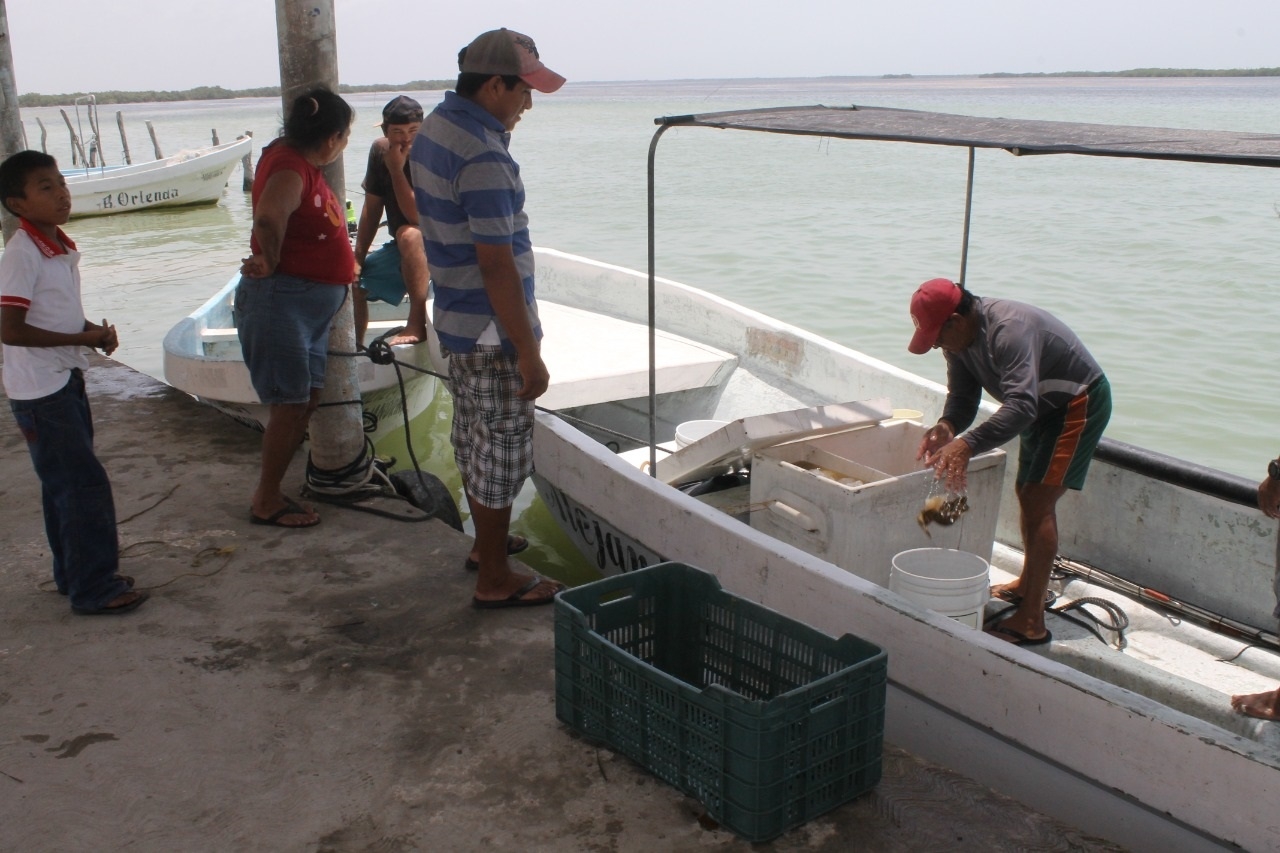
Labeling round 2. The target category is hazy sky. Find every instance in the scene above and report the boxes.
[6,1,1279,93]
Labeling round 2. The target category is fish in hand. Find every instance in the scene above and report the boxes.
[917,494,968,536]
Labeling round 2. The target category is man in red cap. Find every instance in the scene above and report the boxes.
[909,278,1111,646]
[409,30,565,609]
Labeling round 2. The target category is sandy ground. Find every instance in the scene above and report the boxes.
[0,357,1125,852]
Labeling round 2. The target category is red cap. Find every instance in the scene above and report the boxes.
[908,278,962,354]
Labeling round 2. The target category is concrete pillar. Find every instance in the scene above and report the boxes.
[0,0,25,242]
[273,0,368,484]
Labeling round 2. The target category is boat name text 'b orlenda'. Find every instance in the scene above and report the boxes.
[98,188,181,210]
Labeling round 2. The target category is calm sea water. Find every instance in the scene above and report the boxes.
[20,76,1280,506]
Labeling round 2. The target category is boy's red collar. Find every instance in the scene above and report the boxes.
[18,218,76,257]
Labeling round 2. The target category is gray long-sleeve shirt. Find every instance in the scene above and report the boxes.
[941,297,1104,455]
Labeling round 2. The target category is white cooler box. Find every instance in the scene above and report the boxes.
[750,420,1006,587]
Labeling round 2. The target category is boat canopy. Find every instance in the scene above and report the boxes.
[641,104,1280,488]
[655,105,1280,168]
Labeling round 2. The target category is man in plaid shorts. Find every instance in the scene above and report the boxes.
[411,29,566,607]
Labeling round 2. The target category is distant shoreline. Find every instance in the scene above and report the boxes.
[16,81,454,108]
[977,67,1280,79]
[18,67,1280,106]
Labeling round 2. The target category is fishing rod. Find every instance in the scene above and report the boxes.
[1052,554,1280,657]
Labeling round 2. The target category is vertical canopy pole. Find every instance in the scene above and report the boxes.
[958,146,975,289]
[646,123,673,478]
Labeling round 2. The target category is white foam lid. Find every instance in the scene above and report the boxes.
[653,397,893,484]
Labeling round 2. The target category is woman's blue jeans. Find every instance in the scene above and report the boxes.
[10,369,127,611]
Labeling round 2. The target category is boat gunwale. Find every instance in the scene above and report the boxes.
[62,136,252,184]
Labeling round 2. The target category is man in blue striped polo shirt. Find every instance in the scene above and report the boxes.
[410,29,566,609]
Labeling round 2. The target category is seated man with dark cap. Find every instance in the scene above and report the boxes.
[353,95,430,347]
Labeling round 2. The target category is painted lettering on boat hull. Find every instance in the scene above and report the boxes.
[533,476,662,574]
[96,188,182,211]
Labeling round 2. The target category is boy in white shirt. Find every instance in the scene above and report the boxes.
[0,150,148,615]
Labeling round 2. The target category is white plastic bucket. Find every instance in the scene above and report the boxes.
[675,419,728,449]
[890,548,990,629]
[888,408,924,424]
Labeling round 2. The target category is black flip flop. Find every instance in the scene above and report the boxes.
[464,535,529,571]
[472,575,563,609]
[985,623,1052,646]
[250,499,320,528]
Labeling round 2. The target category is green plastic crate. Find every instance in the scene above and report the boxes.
[554,562,886,842]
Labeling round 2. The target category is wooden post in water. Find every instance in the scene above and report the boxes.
[0,0,24,241]
[239,130,254,189]
[60,109,86,165]
[145,120,162,159]
[273,0,368,490]
[115,111,132,164]
[211,129,219,145]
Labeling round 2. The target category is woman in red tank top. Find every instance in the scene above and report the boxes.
[236,88,355,529]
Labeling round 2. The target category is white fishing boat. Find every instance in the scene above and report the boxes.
[64,136,251,217]
[524,107,1280,851]
[162,274,437,434]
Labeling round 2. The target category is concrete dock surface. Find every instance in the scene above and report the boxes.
[0,357,1126,852]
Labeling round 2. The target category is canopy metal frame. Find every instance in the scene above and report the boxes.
[643,104,1278,500]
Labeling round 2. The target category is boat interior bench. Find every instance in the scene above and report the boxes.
[201,327,239,344]
[201,303,737,408]
[535,300,738,410]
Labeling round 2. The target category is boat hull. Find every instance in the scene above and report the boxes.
[162,275,437,434]
[528,248,1280,851]
[535,412,1275,853]
[65,137,251,217]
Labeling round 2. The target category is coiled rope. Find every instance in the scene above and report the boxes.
[1049,596,1131,650]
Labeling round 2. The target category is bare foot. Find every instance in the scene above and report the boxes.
[472,574,564,609]
[1231,688,1280,720]
[985,620,1050,646]
[464,534,530,570]
[990,581,1024,602]
[986,610,1047,644]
